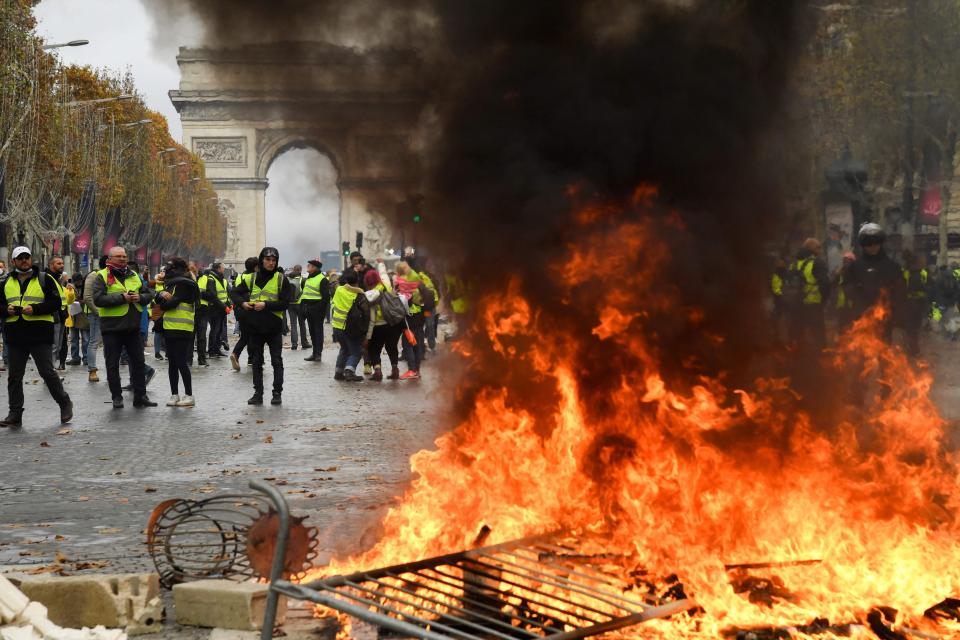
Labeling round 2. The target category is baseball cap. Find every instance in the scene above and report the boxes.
[11,246,31,259]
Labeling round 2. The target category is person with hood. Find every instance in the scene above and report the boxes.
[153,257,200,406]
[230,256,258,371]
[787,237,830,351]
[844,223,904,342]
[92,245,156,409]
[229,247,293,405]
[300,258,330,362]
[0,247,73,427]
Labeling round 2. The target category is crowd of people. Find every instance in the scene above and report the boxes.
[0,244,465,428]
[771,222,959,354]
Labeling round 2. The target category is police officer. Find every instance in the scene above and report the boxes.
[92,245,156,408]
[300,258,329,362]
[845,223,904,343]
[229,247,293,405]
[0,247,73,427]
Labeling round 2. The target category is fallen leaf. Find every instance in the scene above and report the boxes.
[314,466,339,472]
[256,419,265,424]
[39,441,50,448]
[231,433,243,439]
[73,560,110,570]
[262,435,273,444]
[97,528,123,534]
[55,428,72,436]
[144,487,157,493]
[77,496,90,502]
[54,535,66,541]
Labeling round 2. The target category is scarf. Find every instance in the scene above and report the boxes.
[105,260,129,286]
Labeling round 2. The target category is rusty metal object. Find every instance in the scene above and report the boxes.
[146,491,318,588]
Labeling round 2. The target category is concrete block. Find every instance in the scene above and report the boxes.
[0,575,31,624]
[208,629,259,640]
[15,574,162,634]
[172,581,285,631]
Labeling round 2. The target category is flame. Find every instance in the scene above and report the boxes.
[312,191,960,637]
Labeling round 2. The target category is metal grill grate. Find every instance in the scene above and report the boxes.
[264,530,695,640]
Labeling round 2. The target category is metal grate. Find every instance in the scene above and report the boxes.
[264,529,696,640]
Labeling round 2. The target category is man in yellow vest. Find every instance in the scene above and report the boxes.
[787,238,830,351]
[300,258,330,362]
[230,256,258,371]
[0,247,73,427]
[92,245,156,409]
[204,262,229,359]
[229,247,293,405]
[45,255,67,371]
[902,250,928,356]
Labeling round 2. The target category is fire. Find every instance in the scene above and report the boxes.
[314,190,960,637]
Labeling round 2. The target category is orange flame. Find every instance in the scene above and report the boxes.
[314,192,960,637]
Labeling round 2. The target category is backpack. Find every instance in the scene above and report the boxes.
[345,294,369,339]
[783,259,810,307]
[378,289,407,326]
[418,281,436,311]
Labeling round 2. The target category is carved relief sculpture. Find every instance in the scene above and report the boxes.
[192,138,247,166]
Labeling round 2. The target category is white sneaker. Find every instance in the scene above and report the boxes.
[166,394,180,406]
[176,395,195,407]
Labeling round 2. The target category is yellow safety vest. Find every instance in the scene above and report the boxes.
[790,258,821,305]
[836,275,851,310]
[331,285,358,330]
[250,271,284,319]
[299,272,327,303]
[197,274,209,307]
[51,276,66,310]
[406,270,423,315]
[211,275,228,304]
[445,274,469,314]
[3,274,54,323]
[96,269,143,317]
[162,283,195,332]
[234,272,253,289]
[903,268,928,300]
[771,273,783,297]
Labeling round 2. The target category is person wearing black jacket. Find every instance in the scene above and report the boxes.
[844,223,905,342]
[230,256,258,370]
[154,257,200,407]
[0,247,72,427]
[92,246,156,408]
[300,258,330,362]
[205,262,228,358]
[229,247,293,406]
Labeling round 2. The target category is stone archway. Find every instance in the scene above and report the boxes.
[169,42,423,268]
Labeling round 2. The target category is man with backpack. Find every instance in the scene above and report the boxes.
[363,260,406,380]
[786,237,830,351]
[330,270,368,382]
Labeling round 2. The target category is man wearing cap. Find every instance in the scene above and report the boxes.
[92,245,156,408]
[229,247,293,405]
[300,258,330,362]
[0,247,73,427]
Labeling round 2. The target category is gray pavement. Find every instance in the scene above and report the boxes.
[0,322,446,579]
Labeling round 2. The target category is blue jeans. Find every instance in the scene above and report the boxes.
[154,330,165,357]
[332,328,362,372]
[71,326,90,363]
[86,314,101,371]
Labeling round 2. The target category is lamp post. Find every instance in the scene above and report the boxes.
[42,39,89,50]
[63,94,133,108]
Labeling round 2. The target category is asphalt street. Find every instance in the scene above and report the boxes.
[0,322,447,579]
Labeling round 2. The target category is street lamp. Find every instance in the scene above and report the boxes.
[120,119,153,128]
[157,148,176,156]
[167,162,187,168]
[64,94,134,108]
[42,39,89,50]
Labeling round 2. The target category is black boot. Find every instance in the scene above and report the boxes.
[0,410,23,428]
[112,396,124,409]
[271,391,282,405]
[59,399,73,424]
[248,392,263,405]
[133,395,157,407]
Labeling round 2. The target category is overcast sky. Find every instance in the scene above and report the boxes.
[33,0,342,261]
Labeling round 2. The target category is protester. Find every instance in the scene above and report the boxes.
[229,247,293,405]
[230,256,257,371]
[82,256,106,382]
[300,258,329,362]
[902,250,929,356]
[363,261,403,381]
[45,255,67,371]
[330,269,368,382]
[394,260,424,379]
[786,238,830,352]
[153,257,199,407]
[285,267,304,349]
[92,246,156,408]
[65,273,90,367]
[204,262,229,359]
[0,247,72,427]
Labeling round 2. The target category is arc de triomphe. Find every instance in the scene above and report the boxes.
[169,42,423,267]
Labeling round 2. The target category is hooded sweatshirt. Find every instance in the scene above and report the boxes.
[0,266,63,345]
[229,247,293,334]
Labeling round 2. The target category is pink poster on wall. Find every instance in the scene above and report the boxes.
[135,246,147,262]
[72,229,91,254]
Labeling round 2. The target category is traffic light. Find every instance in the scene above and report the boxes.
[356,231,363,249]
[342,241,350,256]
[412,213,422,223]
